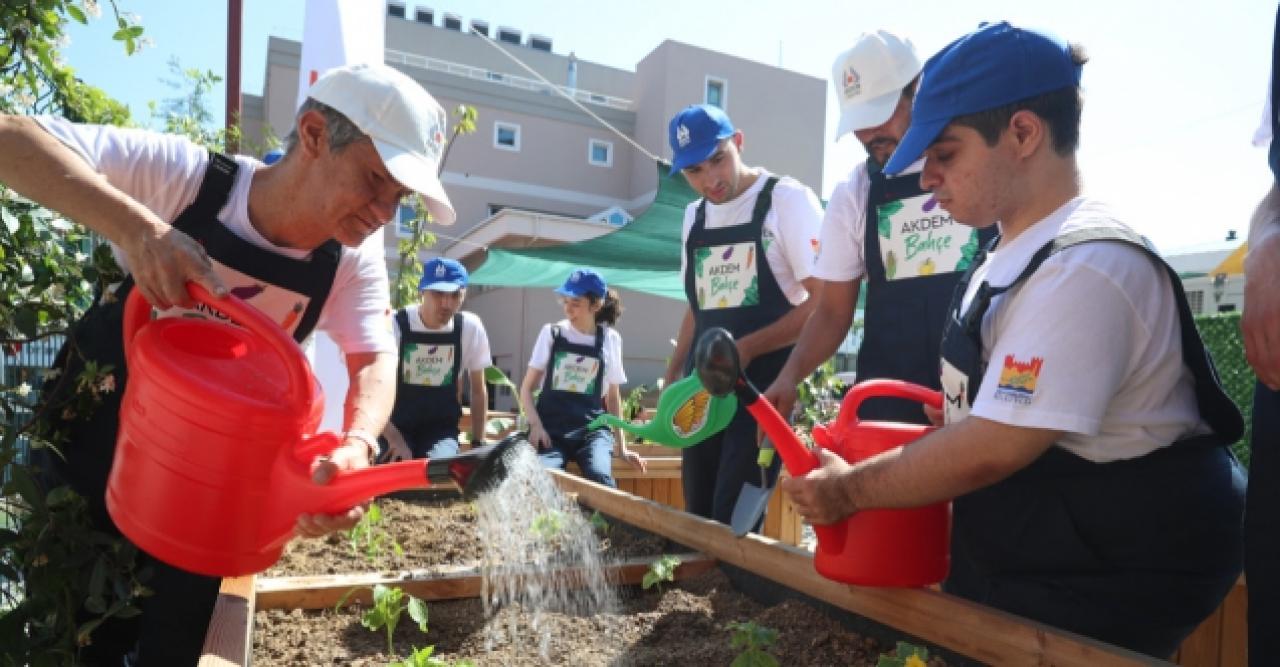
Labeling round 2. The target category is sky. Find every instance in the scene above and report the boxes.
[62,0,1277,255]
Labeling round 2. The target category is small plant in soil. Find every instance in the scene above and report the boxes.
[589,510,610,535]
[642,554,681,592]
[336,584,428,656]
[392,645,475,667]
[727,621,780,667]
[529,509,566,544]
[877,641,930,667]
[346,502,404,562]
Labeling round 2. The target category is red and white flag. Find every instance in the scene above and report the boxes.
[296,0,386,109]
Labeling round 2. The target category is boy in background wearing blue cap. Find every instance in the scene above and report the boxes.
[765,30,993,426]
[381,257,492,462]
[520,268,647,486]
[662,104,823,530]
[782,23,1244,656]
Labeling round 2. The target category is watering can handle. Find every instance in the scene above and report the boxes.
[122,282,314,411]
[833,379,943,433]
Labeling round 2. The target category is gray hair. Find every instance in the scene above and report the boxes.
[283,99,368,154]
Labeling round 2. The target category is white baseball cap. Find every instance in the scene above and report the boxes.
[307,63,457,226]
[832,30,922,139]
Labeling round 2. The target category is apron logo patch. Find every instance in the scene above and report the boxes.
[994,354,1043,405]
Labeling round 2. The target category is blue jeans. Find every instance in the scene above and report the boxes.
[379,425,460,462]
[538,428,617,488]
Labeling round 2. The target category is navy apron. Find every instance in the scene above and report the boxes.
[939,226,1245,658]
[858,161,994,423]
[535,325,606,439]
[1247,7,1280,663]
[389,310,464,456]
[680,176,789,525]
[37,153,340,665]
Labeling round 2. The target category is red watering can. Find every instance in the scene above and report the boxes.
[106,284,519,577]
[694,328,949,587]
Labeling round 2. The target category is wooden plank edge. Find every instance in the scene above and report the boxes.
[198,575,255,666]
[551,470,1159,667]
[253,554,716,611]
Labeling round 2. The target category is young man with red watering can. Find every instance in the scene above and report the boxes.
[0,63,455,664]
[1244,8,1280,663]
[520,268,647,487]
[763,30,993,425]
[782,23,1245,658]
[381,257,492,462]
[662,104,824,530]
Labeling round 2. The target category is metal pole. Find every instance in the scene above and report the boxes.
[225,0,243,154]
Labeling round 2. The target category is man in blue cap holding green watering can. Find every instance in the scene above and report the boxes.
[782,22,1244,657]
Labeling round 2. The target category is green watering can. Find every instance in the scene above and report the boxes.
[587,374,737,448]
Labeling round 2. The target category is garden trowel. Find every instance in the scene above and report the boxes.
[729,438,777,536]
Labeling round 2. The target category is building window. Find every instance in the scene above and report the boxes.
[705,76,727,109]
[497,26,521,44]
[494,122,521,151]
[588,139,613,167]
[396,203,416,237]
[1186,290,1204,314]
[470,19,489,36]
[414,8,433,24]
[528,34,552,52]
[443,12,461,30]
[387,2,406,19]
[486,70,505,82]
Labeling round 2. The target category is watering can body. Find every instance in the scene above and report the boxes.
[806,380,950,587]
[106,285,464,577]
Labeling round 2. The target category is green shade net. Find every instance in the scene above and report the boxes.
[469,160,698,300]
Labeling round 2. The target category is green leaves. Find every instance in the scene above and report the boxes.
[345,501,404,562]
[728,621,779,667]
[641,554,680,591]
[877,641,930,667]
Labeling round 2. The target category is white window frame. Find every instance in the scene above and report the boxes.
[704,75,728,109]
[493,122,521,152]
[588,139,613,167]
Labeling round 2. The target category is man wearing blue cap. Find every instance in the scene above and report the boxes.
[381,257,492,461]
[662,103,823,530]
[782,22,1244,656]
[765,30,993,426]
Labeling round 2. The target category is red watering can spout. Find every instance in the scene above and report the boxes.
[106,284,522,577]
[693,327,951,587]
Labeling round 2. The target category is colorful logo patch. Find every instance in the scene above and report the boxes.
[994,355,1043,405]
[843,66,862,98]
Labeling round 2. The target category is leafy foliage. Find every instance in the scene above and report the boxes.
[641,553,680,592]
[588,509,610,535]
[345,502,404,562]
[727,621,779,667]
[391,105,478,309]
[529,509,566,545]
[877,641,930,667]
[792,359,846,438]
[337,583,429,656]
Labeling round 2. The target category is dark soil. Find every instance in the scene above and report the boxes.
[254,494,946,666]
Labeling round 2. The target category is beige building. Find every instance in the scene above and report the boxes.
[241,4,826,409]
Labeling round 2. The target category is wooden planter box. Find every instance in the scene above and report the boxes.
[197,469,1228,666]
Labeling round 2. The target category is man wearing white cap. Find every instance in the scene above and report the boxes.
[0,62,455,664]
[764,30,992,424]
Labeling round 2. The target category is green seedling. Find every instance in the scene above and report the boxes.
[530,509,566,545]
[727,621,779,667]
[876,641,930,667]
[346,502,404,562]
[483,365,524,418]
[390,645,477,667]
[336,584,428,655]
[589,510,611,535]
[642,554,681,592]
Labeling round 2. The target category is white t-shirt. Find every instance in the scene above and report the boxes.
[678,170,823,305]
[940,197,1206,462]
[527,320,626,388]
[393,308,492,373]
[34,116,395,355]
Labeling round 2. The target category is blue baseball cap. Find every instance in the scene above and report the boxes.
[667,104,735,175]
[884,22,1083,175]
[419,257,468,292]
[555,268,607,298]
[262,148,285,165]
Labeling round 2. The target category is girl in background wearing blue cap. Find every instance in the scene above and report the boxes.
[381,257,492,462]
[519,269,647,486]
